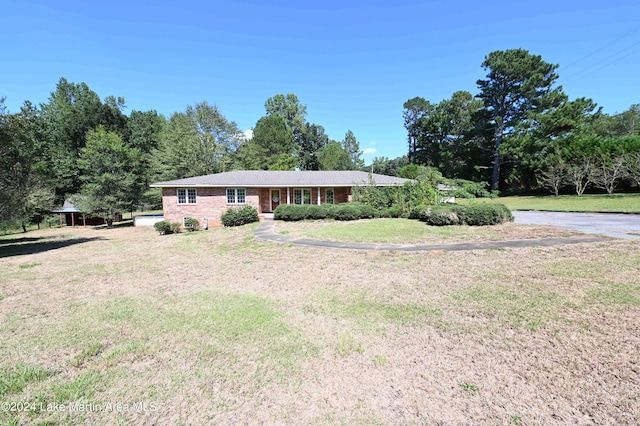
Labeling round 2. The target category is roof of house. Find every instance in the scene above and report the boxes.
[150,170,411,188]
[50,199,81,213]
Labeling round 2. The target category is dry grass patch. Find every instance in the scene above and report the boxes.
[1,225,639,424]
[274,217,580,244]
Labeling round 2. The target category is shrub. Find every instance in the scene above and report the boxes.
[183,217,200,231]
[154,220,182,235]
[222,205,259,227]
[445,178,495,199]
[417,203,513,226]
[331,203,361,221]
[380,204,401,218]
[274,203,386,221]
[274,204,308,221]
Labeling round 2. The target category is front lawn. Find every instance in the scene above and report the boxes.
[1,225,639,424]
[469,193,640,213]
[274,218,580,244]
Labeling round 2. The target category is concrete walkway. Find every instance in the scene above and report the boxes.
[513,211,640,239]
[254,217,608,252]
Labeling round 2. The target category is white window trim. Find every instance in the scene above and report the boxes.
[226,188,247,205]
[293,188,312,205]
[177,188,197,205]
[325,188,335,204]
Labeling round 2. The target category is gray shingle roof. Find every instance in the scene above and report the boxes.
[150,170,410,188]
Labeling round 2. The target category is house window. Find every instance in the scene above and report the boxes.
[177,188,196,204]
[325,188,335,204]
[226,188,246,204]
[294,188,312,205]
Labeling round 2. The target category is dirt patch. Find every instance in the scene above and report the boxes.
[1,226,639,425]
[274,218,583,244]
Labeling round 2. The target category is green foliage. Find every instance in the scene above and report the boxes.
[76,126,143,220]
[158,102,240,179]
[477,48,565,190]
[370,155,410,176]
[296,122,329,170]
[273,202,381,221]
[0,363,55,397]
[415,203,513,226]
[154,220,181,235]
[183,217,200,231]
[341,130,364,169]
[237,114,296,170]
[459,382,479,393]
[264,93,307,131]
[353,167,439,217]
[446,178,495,198]
[317,141,353,170]
[221,205,259,227]
[403,91,485,180]
[351,182,396,210]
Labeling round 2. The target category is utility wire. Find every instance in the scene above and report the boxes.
[563,39,640,85]
[561,23,640,72]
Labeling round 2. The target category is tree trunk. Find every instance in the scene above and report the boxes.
[491,133,502,191]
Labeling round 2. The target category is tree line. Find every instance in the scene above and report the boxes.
[401,48,640,194]
[0,81,364,230]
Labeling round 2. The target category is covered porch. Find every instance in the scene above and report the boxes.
[257,187,350,213]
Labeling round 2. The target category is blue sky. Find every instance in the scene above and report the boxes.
[2,0,639,161]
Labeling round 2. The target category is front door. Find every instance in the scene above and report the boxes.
[270,189,280,212]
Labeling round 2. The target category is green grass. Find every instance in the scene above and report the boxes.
[335,334,365,356]
[299,218,497,243]
[451,284,566,331]
[588,283,640,306]
[311,290,442,332]
[472,193,640,213]
[0,363,55,397]
[19,262,42,269]
[459,382,479,393]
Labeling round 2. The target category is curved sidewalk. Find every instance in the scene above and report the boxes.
[254,218,608,252]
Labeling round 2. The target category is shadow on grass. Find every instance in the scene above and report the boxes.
[91,220,134,230]
[0,237,106,259]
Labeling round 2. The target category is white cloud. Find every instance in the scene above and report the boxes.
[362,148,377,155]
[243,129,254,140]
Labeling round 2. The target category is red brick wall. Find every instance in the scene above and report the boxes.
[162,187,259,228]
[161,186,353,226]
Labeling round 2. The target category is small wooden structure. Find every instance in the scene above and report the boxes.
[51,200,122,226]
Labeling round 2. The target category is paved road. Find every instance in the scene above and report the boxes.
[513,211,640,239]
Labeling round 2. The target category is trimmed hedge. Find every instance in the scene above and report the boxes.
[222,205,259,227]
[414,203,513,226]
[154,220,181,235]
[274,202,385,221]
[183,217,200,231]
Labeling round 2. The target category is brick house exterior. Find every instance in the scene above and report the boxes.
[151,170,410,228]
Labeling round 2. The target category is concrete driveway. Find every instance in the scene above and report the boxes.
[513,211,640,239]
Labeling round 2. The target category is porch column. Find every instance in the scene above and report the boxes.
[287,187,290,204]
[71,213,75,227]
[317,187,321,204]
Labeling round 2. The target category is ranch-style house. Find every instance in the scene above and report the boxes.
[150,170,411,227]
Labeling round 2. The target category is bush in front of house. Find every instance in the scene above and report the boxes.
[417,203,513,226]
[183,217,200,231]
[274,203,382,221]
[222,205,259,227]
[154,220,182,235]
